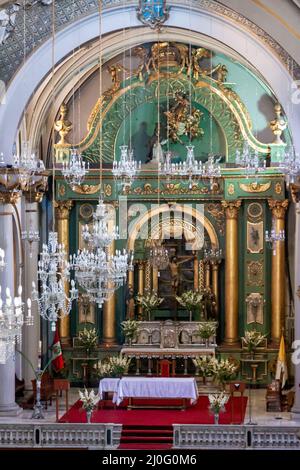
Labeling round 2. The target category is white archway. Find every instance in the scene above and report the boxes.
[0,4,299,160]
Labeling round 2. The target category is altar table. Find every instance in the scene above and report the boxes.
[98,378,120,401]
[114,377,199,409]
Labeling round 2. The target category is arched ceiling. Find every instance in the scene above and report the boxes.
[0,0,300,85]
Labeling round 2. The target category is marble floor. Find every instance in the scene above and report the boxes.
[0,387,298,425]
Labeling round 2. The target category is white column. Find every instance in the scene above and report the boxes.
[0,204,22,416]
[292,202,300,419]
[22,201,40,389]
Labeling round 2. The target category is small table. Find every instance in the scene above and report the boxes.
[53,379,70,422]
[229,381,246,424]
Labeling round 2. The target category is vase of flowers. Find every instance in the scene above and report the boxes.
[78,327,98,357]
[208,392,229,424]
[121,319,138,345]
[198,321,218,347]
[192,356,218,385]
[97,356,131,378]
[79,388,100,423]
[176,290,203,321]
[136,291,163,321]
[241,330,266,357]
[213,358,238,390]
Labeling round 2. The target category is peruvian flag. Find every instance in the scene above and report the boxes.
[51,324,64,372]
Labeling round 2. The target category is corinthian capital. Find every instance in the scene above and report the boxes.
[54,200,73,219]
[268,199,289,219]
[221,200,242,219]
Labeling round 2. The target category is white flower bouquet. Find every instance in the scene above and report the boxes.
[136,292,163,320]
[208,391,229,413]
[121,319,138,342]
[79,388,100,412]
[241,330,266,353]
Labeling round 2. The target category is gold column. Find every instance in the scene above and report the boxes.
[222,200,241,344]
[193,255,199,291]
[204,261,211,288]
[211,261,220,314]
[268,199,289,345]
[152,267,159,293]
[102,240,117,346]
[138,261,145,317]
[55,200,73,344]
[128,267,134,291]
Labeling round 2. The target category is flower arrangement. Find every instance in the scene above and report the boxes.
[198,321,218,341]
[208,391,229,423]
[136,291,163,321]
[121,319,138,344]
[213,358,238,387]
[241,330,266,353]
[78,327,98,356]
[97,356,131,378]
[176,290,203,321]
[193,355,218,384]
[79,387,100,411]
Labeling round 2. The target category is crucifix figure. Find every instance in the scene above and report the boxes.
[169,255,194,294]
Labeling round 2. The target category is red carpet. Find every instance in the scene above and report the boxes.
[59,395,247,425]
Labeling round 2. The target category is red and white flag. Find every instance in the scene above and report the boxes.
[51,324,64,372]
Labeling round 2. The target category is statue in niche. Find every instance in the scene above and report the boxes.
[202,287,217,320]
[125,284,135,319]
[145,123,168,164]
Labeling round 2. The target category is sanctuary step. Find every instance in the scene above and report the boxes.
[120,425,173,447]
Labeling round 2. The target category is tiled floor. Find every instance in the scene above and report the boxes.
[0,387,298,425]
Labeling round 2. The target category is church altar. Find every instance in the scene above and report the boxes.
[121,320,216,375]
[111,377,199,409]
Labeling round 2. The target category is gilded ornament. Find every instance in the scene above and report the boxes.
[290,183,300,203]
[247,261,264,287]
[72,183,101,195]
[54,200,73,220]
[164,92,203,143]
[54,103,72,146]
[239,182,271,193]
[227,183,235,195]
[275,182,282,195]
[58,183,66,197]
[104,184,112,197]
[247,202,263,221]
[0,190,20,204]
[206,203,225,236]
[269,103,287,145]
[268,199,289,219]
[221,200,242,219]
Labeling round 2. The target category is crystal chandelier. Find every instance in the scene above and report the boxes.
[204,247,223,262]
[13,143,45,189]
[235,142,266,177]
[279,147,300,187]
[62,149,89,188]
[149,243,169,270]
[82,195,119,249]
[265,223,285,256]
[32,232,78,331]
[0,248,5,271]
[71,248,133,307]
[0,285,33,364]
[112,145,141,190]
[21,223,40,258]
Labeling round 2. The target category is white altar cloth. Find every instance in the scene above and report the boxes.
[98,378,120,400]
[114,377,198,406]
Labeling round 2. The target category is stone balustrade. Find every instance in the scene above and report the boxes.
[0,423,122,449]
[173,425,300,450]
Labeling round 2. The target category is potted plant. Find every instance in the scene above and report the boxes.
[193,355,218,385]
[78,327,98,357]
[176,290,203,321]
[208,391,229,424]
[121,319,138,345]
[135,291,163,321]
[198,321,218,347]
[241,330,266,357]
[78,387,100,423]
